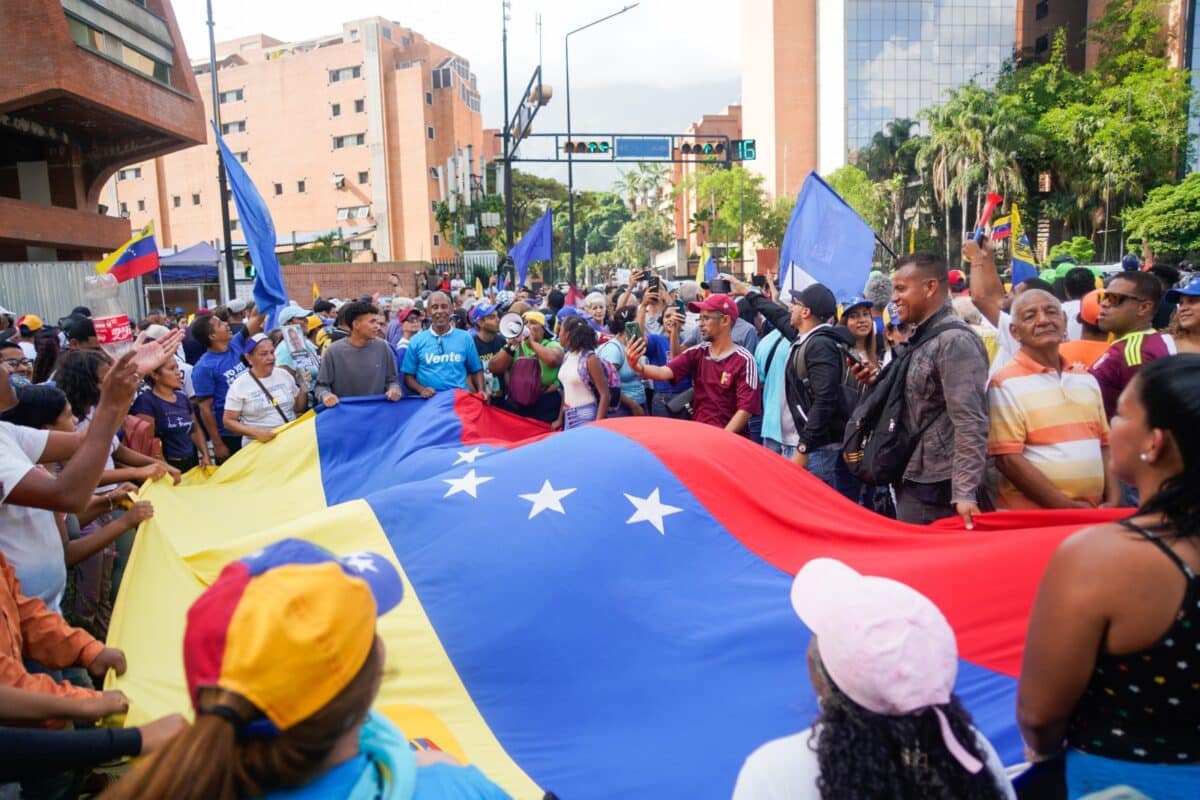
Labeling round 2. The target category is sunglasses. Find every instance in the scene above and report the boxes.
[1099,291,1147,306]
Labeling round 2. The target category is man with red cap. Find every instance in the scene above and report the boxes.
[627,294,761,434]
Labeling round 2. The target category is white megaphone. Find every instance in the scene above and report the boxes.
[499,312,527,340]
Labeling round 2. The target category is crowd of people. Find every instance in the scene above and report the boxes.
[0,238,1197,798]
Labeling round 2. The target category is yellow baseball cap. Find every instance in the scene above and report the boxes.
[17,314,43,332]
[183,539,403,733]
[522,310,546,326]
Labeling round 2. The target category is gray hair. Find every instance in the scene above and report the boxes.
[951,296,982,326]
[1009,288,1062,320]
[677,280,701,303]
[584,291,607,309]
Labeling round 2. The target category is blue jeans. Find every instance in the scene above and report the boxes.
[807,447,862,503]
[564,403,598,429]
[763,438,797,459]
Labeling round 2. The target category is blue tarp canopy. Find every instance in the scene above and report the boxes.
[152,242,220,283]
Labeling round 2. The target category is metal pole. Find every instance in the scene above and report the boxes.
[565,4,639,285]
[566,35,576,282]
[502,0,515,250]
[206,0,236,303]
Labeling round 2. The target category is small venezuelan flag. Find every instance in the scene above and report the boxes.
[95,222,159,283]
[990,216,1012,240]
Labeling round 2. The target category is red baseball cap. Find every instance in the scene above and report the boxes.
[686,294,739,321]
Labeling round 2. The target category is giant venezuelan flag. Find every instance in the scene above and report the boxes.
[109,394,1123,798]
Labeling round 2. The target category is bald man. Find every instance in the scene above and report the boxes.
[986,290,1118,510]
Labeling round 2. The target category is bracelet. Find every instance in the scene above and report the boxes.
[106,494,115,512]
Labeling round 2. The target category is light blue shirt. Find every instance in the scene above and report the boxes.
[599,340,646,405]
[754,329,789,444]
[401,328,483,392]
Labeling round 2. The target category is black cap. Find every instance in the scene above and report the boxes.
[313,299,335,314]
[70,306,92,318]
[65,316,97,342]
[789,284,837,322]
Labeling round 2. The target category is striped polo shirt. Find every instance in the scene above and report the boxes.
[988,349,1110,510]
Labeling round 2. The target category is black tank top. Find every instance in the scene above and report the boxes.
[1068,520,1200,763]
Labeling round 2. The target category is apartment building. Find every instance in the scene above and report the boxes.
[105,17,486,263]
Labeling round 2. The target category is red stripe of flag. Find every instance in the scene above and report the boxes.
[108,235,160,282]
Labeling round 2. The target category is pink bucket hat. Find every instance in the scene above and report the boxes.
[791,558,984,774]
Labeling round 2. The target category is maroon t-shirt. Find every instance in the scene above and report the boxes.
[666,342,762,430]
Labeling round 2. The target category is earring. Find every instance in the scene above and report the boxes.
[1140,453,1150,462]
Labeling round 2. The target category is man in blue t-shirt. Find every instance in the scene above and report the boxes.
[192,313,261,461]
[402,292,485,397]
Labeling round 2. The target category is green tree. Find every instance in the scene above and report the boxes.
[1047,236,1097,263]
[823,165,887,233]
[751,196,795,249]
[1123,173,1200,262]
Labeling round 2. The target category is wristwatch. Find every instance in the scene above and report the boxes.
[796,443,808,454]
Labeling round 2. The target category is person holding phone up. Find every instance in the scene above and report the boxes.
[627,294,761,435]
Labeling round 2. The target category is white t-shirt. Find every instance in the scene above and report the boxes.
[18,340,36,360]
[732,726,1016,800]
[984,310,1020,378]
[0,423,63,612]
[1061,299,1083,342]
[224,368,299,446]
[0,420,49,505]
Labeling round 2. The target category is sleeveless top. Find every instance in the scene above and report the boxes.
[1067,520,1200,764]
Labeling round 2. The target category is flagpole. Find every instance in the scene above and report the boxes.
[207,0,237,303]
[873,231,897,260]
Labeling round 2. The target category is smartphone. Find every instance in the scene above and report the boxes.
[751,274,767,288]
[844,348,867,367]
[673,299,687,314]
[625,320,642,340]
[648,276,661,291]
[710,278,732,294]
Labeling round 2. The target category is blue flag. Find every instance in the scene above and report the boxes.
[1010,203,1039,286]
[212,123,287,328]
[778,172,875,303]
[510,208,553,288]
[704,254,718,281]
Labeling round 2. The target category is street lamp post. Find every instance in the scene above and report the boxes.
[501,0,514,251]
[566,3,638,283]
[206,0,236,302]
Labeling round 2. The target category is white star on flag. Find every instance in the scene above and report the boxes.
[341,553,379,573]
[453,447,486,465]
[443,469,493,499]
[624,488,682,535]
[518,480,576,519]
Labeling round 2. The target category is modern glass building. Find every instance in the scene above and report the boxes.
[814,0,1017,167]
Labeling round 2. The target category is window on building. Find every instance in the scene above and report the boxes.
[137,199,145,211]
[230,219,239,231]
[331,103,341,117]
[192,193,201,205]
[429,167,439,180]
[427,126,435,140]
[425,91,433,105]
[66,16,171,85]
[336,205,371,221]
[116,167,142,181]
[273,182,283,196]
[328,65,362,82]
[433,233,441,246]
[431,201,438,212]
[349,28,359,42]
[1035,1,1049,20]
[297,180,306,193]
[119,202,128,215]
[218,88,244,103]
[235,151,249,163]
[349,238,372,251]
[1035,34,1050,54]
[332,133,366,149]
[381,27,392,40]
[220,120,246,134]
[432,66,452,90]
[354,98,365,113]
[402,36,412,47]
[172,195,181,208]
[357,171,369,184]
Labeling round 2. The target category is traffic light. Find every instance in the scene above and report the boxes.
[680,141,726,157]
[561,140,611,154]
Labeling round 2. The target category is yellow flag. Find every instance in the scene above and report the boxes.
[475,275,484,298]
[311,282,320,301]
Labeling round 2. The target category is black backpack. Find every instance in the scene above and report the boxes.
[784,328,858,435]
[840,322,956,486]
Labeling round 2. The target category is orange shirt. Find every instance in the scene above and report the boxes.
[1059,339,1111,371]
[0,552,103,699]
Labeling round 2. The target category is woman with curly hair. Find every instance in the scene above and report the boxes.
[734,558,1014,799]
[1018,354,1200,798]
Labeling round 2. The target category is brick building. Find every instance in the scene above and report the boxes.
[105,17,487,265]
[0,0,205,261]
